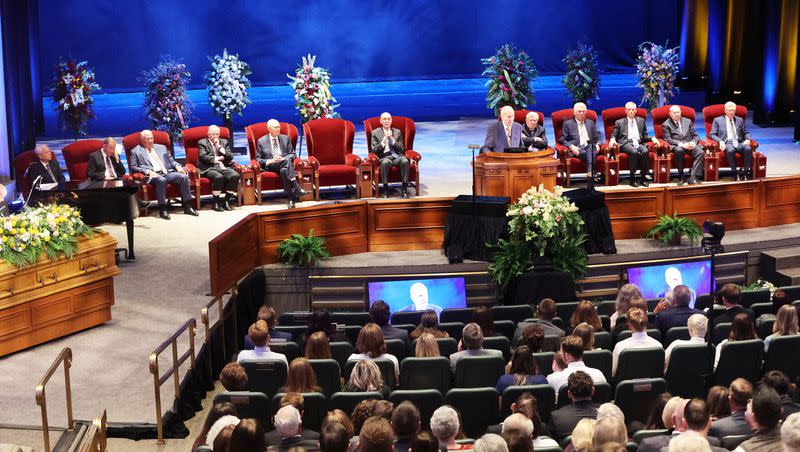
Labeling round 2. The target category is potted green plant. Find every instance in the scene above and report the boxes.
[277,229,330,267]
[645,213,703,245]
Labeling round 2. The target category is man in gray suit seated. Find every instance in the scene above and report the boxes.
[709,378,754,439]
[129,129,198,220]
[197,125,239,212]
[661,105,704,185]
[256,119,309,209]
[449,322,502,373]
[371,112,410,198]
[559,102,601,181]
[709,101,753,181]
[608,102,659,187]
[482,105,523,153]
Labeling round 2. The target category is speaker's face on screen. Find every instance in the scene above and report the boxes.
[409,283,429,308]
[664,267,683,288]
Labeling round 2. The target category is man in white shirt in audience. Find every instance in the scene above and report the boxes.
[236,319,288,366]
[611,308,662,377]
[546,335,607,394]
[664,313,708,369]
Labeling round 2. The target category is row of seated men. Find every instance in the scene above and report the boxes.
[482,101,756,187]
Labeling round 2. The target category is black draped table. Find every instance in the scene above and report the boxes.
[562,188,617,255]
[442,195,510,261]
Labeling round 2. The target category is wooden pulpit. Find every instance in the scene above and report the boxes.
[473,150,560,202]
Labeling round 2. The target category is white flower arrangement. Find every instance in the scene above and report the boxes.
[205,49,252,120]
[287,54,339,123]
[507,185,582,247]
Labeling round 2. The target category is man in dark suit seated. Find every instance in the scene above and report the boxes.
[370,300,410,349]
[197,125,239,211]
[548,370,597,442]
[640,398,725,452]
[372,112,410,199]
[256,119,309,209]
[709,101,753,180]
[521,111,548,150]
[760,371,800,421]
[736,387,783,451]
[653,285,706,338]
[608,102,659,187]
[129,129,198,220]
[709,378,753,439]
[26,144,66,186]
[243,305,292,349]
[559,102,601,181]
[266,401,319,451]
[711,283,755,327]
[481,106,523,153]
[86,138,126,181]
[512,298,565,348]
[661,105,704,185]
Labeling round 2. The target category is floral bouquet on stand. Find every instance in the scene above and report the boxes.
[0,204,94,268]
[206,49,252,132]
[636,41,680,110]
[562,42,601,104]
[141,58,192,143]
[288,54,339,123]
[488,185,587,288]
[50,58,101,137]
[481,44,537,116]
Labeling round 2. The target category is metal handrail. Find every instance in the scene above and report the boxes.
[35,347,74,452]
[149,318,197,444]
[77,410,107,452]
[200,284,238,381]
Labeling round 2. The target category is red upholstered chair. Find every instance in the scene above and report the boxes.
[122,130,181,211]
[62,139,104,182]
[303,118,361,199]
[701,104,764,180]
[599,107,662,186]
[182,126,246,209]
[510,109,561,181]
[363,116,421,196]
[551,108,600,187]
[652,105,703,181]
[13,150,39,198]
[244,121,311,203]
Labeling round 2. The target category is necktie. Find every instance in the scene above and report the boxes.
[729,118,738,146]
[629,119,639,147]
[677,120,682,135]
[44,162,56,183]
[213,141,223,168]
[105,155,116,179]
[505,126,512,146]
[271,137,281,159]
[578,122,588,147]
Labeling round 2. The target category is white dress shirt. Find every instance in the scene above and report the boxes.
[236,346,288,366]
[664,336,706,370]
[627,118,640,147]
[612,331,663,376]
[577,121,589,147]
[726,117,739,146]
[104,154,117,179]
[546,360,608,397]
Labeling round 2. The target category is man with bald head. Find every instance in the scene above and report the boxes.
[521,111,548,150]
[559,102,601,180]
[609,102,658,187]
[709,101,752,181]
[86,137,126,181]
[371,112,410,198]
[661,105,703,185]
[481,105,523,153]
[129,129,197,219]
[256,119,309,208]
[198,125,239,211]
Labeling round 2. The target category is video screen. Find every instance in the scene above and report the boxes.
[626,259,713,308]
[367,277,467,322]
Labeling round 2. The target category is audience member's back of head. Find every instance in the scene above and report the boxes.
[213,424,235,452]
[750,386,782,430]
[705,386,730,419]
[626,308,647,332]
[320,422,351,452]
[592,415,627,446]
[248,319,269,347]
[760,370,791,396]
[392,400,421,438]
[502,429,534,452]
[520,325,545,352]
[615,284,643,315]
[258,305,278,329]
[501,413,533,437]
[590,442,627,452]
[683,398,711,431]
[782,412,800,452]
[280,392,304,412]
[274,405,302,438]
[572,322,595,350]
[305,330,331,359]
[730,312,756,341]
[411,431,441,452]
[672,285,692,308]
[644,393,672,430]
[473,306,496,337]
[192,401,238,450]
[359,416,395,452]
[568,370,594,401]
[729,378,753,409]
[322,409,355,438]
[537,298,557,320]
[668,431,711,452]
[474,433,509,452]
[461,322,484,350]
[370,300,392,327]
[596,403,624,424]
[307,309,334,336]
[430,405,460,442]
[561,335,585,360]
[352,399,379,435]
[719,283,741,306]
[771,289,789,312]
[571,418,596,451]
[228,418,266,452]
[687,314,708,339]
[219,362,248,391]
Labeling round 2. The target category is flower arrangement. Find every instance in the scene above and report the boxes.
[742,278,777,296]
[489,185,588,287]
[141,58,192,142]
[0,204,94,268]
[50,58,101,137]
[562,42,601,104]
[277,229,330,267]
[636,41,680,110]
[481,44,537,116]
[205,49,252,122]
[288,54,339,123]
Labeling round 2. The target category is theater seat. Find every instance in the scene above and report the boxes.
[740,288,771,307]
[446,388,500,439]
[454,355,505,388]
[664,327,691,346]
[501,384,555,422]
[494,321,516,341]
[385,338,408,362]
[614,347,664,387]
[614,378,668,424]
[616,329,662,343]
[713,339,764,386]
[12,149,38,198]
[721,435,749,450]
[215,391,271,430]
[344,358,396,389]
[392,311,425,325]
[411,337,457,358]
[240,359,288,398]
[593,331,613,350]
[308,359,341,398]
[273,392,326,431]
[665,343,712,398]
[389,389,442,430]
[582,349,613,382]
[268,342,301,364]
[532,352,555,377]
[329,342,355,370]
[762,335,800,379]
[329,391,383,415]
[440,308,475,324]
[62,139,105,182]
[400,357,451,395]
[330,311,371,326]
[491,305,533,322]
[482,336,511,360]
[438,322,465,341]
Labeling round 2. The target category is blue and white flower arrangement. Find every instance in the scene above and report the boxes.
[205,49,252,122]
[288,54,339,123]
[141,57,192,142]
[636,41,680,110]
[562,42,601,104]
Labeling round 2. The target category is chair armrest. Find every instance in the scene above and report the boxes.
[248,159,261,174]
[344,153,362,167]
[600,142,619,157]
[231,163,245,172]
[293,157,312,170]
[307,156,321,170]
[405,149,422,162]
[654,139,670,155]
[555,144,570,163]
[750,139,759,152]
[122,174,133,181]
[131,172,147,182]
[365,153,380,166]
[184,163,200,182]
[700,139,719,153]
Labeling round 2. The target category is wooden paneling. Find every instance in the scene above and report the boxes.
[760,176,800,226]
[666,181,760,231]
[367,197,451,251]
[605,188,665,239]
[209,214,259,295]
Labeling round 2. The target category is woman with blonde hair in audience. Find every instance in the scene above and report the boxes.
[764,304,798,351]
[610,284,643,331]
[343,359,391,398]
[415,332,441,357]
[279,357,322,394]
[410,310,450,339]
[591,415,627,448]
[227,418,265,452]
[714,312,757,369]
[565,418,596,452]
[570,300,603,332]
[706,386,731,420]
[347,322,400,378]
[192,401,238,449]
[572,322,596,350]
[304,330,332,359]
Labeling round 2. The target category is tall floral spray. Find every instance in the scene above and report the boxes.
[50,58,101,138]
[141,58,192,142]
[288,54,339,123]
[562,42,601,104]
[481,44,537,116]
[636,41,680,110]
[206,49,252,132]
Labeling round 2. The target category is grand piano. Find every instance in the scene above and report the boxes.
[29,179,139,259]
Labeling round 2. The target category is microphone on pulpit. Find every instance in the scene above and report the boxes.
[24,175,43,209]
[468,144,480,202]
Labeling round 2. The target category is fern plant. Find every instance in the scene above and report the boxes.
[277,229,330,267]
[646,213,703,245]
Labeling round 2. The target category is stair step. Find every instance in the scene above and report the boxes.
[762,246,800,270]
[775,266,800,287]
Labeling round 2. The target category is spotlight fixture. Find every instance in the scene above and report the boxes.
[701,220,725,254]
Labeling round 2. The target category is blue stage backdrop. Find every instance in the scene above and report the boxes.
[37,0,679,92]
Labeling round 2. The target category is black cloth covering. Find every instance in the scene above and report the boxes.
[562,188,616,255]
[442,195,510,261]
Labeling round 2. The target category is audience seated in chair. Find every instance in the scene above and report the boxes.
[611,308,662,377]
[664,314,708,369]
[304,331,332,360]
[570,301,604,334]
[197,124,240,211]
[347,322,400,377]
[450,322,503,372]
[86,137,126,181]
[547,336,607,394]
[415,333,442,358]
[278,358,322,394]
[244,305,292,349]
[370,300,411,348]
[343,359,391,399]
[266,405,318,451]
[572,322,596,351]
[781,413,800,452]
[503,412,559,449]
[319,422,351,452]
[192,401,239,450]
[512,299,565,347]
[709,378,753,439]
[265,393,320,448]
[495,345,547,394]
[392,401,422,452]
[548,371,598,443]
[232,418,267,451]
[712,283,755,327]
[357,416,396,452]
[714,313,757,369]
[236,320,288,365]
[759,370,800,421]
[590,413,627,450]
[350,399,395,450]
[642,393,674,431]
[431,406,471,451]
[610,284,643,332]
[299,309,348,351]
[219,362,248,392]
[706,386,731,422]
[256,118,310,209]
[653,285,706,338]
[25,144,66,186]
[763,304,798,352]
[755,290,789,330]
[734,387,783,452]
[410,311,450,340]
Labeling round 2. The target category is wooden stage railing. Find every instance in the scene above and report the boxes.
[209,176,800,296]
